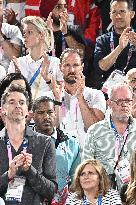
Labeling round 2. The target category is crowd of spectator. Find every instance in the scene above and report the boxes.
[0,0,136,204]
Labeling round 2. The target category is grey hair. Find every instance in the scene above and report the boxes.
[108,83,133,99]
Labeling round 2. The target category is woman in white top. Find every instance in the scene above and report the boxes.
[8,16,63,99]
[65,159,122,205]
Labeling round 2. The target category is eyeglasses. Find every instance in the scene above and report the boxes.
[80,171,97,178]
[110,9,128,16]
[111,99,133,106]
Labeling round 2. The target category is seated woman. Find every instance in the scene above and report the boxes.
[120,149,136,205]
[65,159,122,205]
[8,16,63,99]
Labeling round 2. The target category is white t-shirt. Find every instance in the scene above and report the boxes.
[47,86,106,150]
[8,54,63,99]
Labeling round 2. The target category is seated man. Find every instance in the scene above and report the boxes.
[94,0,136,89]
[32,96,81,204]
[0,0,22,71]
[40,0,85,58]
[0,84,57,205]
[51,48,106,150]
[83,83,136,190]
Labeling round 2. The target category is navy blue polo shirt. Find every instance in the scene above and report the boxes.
[93,30,136,88]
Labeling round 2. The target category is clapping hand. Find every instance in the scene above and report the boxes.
[41,52,51,82]
[8,154,25,179]
[75,72,85,98]
[21,151,32,172]
[51,77,64,101]
[12,56,21,73]
[60,11,68,34]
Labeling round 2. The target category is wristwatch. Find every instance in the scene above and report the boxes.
[46,79,51,84]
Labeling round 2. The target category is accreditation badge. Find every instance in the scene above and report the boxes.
[5,176,26,202]
[115,159,130,184]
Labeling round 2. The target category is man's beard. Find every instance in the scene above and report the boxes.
[9,116,24,123]
[64,75,77,84]
[114,114,130,123]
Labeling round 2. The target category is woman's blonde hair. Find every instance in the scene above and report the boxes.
[21,16,54,52]
[126,149,136,204]
[71,159,110,199]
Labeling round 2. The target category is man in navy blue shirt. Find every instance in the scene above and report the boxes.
[94,0,136,89]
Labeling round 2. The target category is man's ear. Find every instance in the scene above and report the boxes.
[59,63,63,72]
[130,11,135,19]
[0,107,7,117]
[81,63,84,72]
[39,32,45,40]
[109,11,112,20]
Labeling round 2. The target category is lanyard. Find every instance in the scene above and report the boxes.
[61,97,79,130]
[33,72,42,100]
[29,63,42,86]
[6,136,28,163]
[110,118,129,162]
[82,195,102,205]
[110,31,133,73]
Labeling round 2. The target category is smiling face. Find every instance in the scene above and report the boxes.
[79,164,99,192]
[110,1,135,32]
[23,23,43,49]
[33,101,56,136]
[60,52,83,84]
[2,92,28,123]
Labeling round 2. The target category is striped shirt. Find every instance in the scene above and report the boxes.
[65,189,122,205]
[83,117,136,189]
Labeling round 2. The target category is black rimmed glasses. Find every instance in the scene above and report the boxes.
[111,99,133,106]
